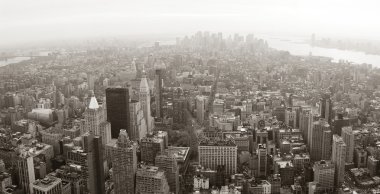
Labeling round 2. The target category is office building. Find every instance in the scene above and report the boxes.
[354,147,367,168]
[198,139,237,176]
[109,130,137,194]
[140,136,165,164]
[135,166,170,194]
[332,135,346,187]
[106,88,130,138]
[32,176,62,194]
[129,100,147,141]
[257,144,267,177]
[310,119,332,161]
[333,113,350,135]
[82,134,105,194]
[155,152,179,194]
[313,160,335,189]
[299,106,313,146]
[319,94,333,124]
[16,153,35,194]
[196,95,209,124]
[173,97,187,124]
[155,69,164,118]
[342,126,354,163]
[285,108,297,128]
[367,156,379,177]
[140,67,154,133]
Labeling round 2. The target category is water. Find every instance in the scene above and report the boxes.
[0,56,31,67]
[261,35,380,68]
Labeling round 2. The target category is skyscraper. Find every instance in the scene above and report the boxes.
[85,96,102,135]
[82,134,105,194]
[85,95,111,147]
[16,152,35,194]
[129,100,147,141]
[285,107,296,128]
[110,130,137,194]
[299,106,313,147]
[342,126,354,163]
[257,144,267,177]
[332,135,346,187]
[140,67,153,133]
[155,152,179,194]
[155,69,164,118]
[310,119,332,161]
[106,88,130,138]
[319,94,333,124]
[173,97,187,124]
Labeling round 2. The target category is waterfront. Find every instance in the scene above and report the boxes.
[0,56,31,67]
[261,35,380,68]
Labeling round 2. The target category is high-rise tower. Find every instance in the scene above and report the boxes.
[332,135,346,187]
[342,126,354,163]
[310,119,332,161]
[319,94,333,124]
[155,69,164,118]
[106,88,130,138]
[140,66,153,133]
[110,130,137,194]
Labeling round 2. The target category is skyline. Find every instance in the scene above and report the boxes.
[1,0,380,48]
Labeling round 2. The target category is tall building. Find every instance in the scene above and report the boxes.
[84,95,111,146]
[333,113,350,135]
[313,160,335,190]
[140,136,165,164]
[257,144,267,177]
[367,156,379,177]
[198,139,237,176]
[332,135,346,187]
[82,134,105,194]
[106,88,130,138]
[342,126,354,163]
[354,147,367,168]
[299,106,313,146]
[135,166,170,194]
[32,176,63,194]
[140,67,153,133]
[310,119,332,161]
[285,108,296,128]
[155,152,179,194]
[109,129,137,194]
[155,69,164,118]
[319,94,333,124]
[173,97,187,124]
[16,152,35,194]
[85,95,102,134]
[129,100,147,141]
[196,95,209,124]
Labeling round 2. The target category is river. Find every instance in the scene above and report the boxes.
[0,56,31,67]
[260,35,380,68]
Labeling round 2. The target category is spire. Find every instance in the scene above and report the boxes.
[88,92,99,109]
[140,64,149,91]
[117,129,131,148]
[142,63,146,77]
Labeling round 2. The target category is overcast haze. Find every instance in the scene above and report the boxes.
[1,0,380,47]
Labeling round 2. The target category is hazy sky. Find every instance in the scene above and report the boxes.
[1,0,380,47]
